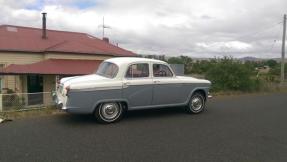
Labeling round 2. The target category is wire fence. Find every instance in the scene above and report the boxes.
[0,92,54,112]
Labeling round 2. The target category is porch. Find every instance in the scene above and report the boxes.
[0,59,102,111]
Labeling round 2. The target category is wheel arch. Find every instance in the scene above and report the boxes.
[192,89,207,101]
[188,87,209,103]
[92,99,129,114]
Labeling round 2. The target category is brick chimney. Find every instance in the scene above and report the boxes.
[42,12,47,39]
[103,37,109,43]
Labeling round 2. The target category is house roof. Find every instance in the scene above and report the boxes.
[0,25,135,57]
[0,59,102,75]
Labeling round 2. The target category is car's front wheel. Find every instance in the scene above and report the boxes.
[185,92,206,114]
[95,102,123,123]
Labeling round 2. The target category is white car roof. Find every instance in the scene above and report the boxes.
[105,57,166,66]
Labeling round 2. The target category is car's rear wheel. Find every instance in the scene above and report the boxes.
[95,102,123,123]
[185,92,205,114]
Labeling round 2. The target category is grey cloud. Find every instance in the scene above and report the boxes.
[0,0,286,58]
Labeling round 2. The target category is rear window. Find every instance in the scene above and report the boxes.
[126,63,149,78]
[96,62,118,78]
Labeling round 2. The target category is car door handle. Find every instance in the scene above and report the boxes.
[123,82,131,88]
[154,80,160,83]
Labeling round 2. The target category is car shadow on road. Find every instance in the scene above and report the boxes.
[55,107,189,125]
[124,107,187,121]
[55,114,97,125]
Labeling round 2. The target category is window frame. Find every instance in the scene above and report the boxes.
[125,63,150,79]
[95,61,119,79]
[152,63,174,78]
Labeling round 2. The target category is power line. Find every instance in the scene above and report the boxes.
[236,21,282,41]
[269,40,277,51]
[232,20,283,55]
[269,23,283,52]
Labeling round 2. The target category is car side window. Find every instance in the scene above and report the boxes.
[153,64,173,77]
[126,63,149,78]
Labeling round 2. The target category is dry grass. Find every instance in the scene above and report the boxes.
[0,107,63,120]
[212,83,287,98]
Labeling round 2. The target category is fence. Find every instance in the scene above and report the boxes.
[0,92,54,112]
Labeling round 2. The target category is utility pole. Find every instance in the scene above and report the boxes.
[281,14,286,84]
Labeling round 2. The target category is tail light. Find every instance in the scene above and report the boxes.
[65,86,70,96]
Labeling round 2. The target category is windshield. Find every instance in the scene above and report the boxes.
[95,62,118,78]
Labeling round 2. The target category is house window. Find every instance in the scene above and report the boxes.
[0,64,3,71]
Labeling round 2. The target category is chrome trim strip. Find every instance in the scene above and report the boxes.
[72,86,123,92]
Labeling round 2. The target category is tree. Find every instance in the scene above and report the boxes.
[264,59,278,68]
[167,57,184,64]
[180,56,193,73]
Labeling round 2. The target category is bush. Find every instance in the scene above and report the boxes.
[167,56,193,74]
[190,60,216,74]
[205,57,261,92]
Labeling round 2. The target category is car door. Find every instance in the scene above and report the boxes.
[152,63,183,106]
[122,63,153,109]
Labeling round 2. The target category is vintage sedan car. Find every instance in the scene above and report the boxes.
[53,57,212,123]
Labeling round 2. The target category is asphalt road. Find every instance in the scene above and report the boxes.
[0,93,287,162]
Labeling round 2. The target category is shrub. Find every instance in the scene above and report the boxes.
[205,57,261,92]
[167,56,193,74]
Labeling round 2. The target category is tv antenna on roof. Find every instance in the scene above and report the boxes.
[98,16,111,38]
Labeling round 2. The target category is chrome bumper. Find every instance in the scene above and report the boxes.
[52,91,63,109]
[208,92,213,99]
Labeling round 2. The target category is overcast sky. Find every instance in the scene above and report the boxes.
[0,0,286,58]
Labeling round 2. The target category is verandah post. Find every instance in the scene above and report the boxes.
[0,94,2,112]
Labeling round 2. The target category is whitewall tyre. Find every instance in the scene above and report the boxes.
[186,93,206,114]
[95,102,123,123]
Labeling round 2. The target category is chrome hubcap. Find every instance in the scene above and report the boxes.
[101,103,120,120]
[191,97,203,111]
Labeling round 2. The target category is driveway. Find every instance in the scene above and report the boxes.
[0,93,287,162]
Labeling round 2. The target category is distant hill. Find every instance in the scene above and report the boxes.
[142,54,287,62]
[238,57,262,62]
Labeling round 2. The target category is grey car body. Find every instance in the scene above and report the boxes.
[53,57,211,122]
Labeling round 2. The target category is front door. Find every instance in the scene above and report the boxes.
[27,75,43,105]
[122,63,153,109]
[152,64,183,105]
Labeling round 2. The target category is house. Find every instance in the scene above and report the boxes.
[0,13,135,106]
